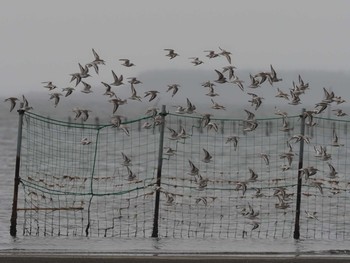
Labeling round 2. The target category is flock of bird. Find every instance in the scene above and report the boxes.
[5,47,350,233]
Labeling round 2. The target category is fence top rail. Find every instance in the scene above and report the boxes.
[23,110,350,130]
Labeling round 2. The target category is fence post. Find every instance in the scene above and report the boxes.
[152,105,167,238]
[293,108,306,240]
[10,106,25,236]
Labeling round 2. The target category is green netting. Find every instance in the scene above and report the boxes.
[15,110,350,239]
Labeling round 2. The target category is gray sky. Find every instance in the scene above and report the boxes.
[1,0,350,112]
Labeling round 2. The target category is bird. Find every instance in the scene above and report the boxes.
[189,57,204,66]
[185,98,196,114]
[275,88,289,100]
[49,93,62,107]
[42,81,57,91]
[62,87,75,97]
[4,97,19,112]
[219,47,232,64]
[230,75,244,91]
[210,99,226,110]
[80,137,92,145]
[226,136,239,151]
[164,48,179,59]
[119,58,135,67]
[127,77,142,85]
[327,162,338,178]
[214,69,227,84]
[144,90,160,102]
[222,65,236,80]
[70,63,90,87]
[121,152,132,166]
[109,97,127,114]
[101,82,116,97]
[188,160,199,176]
[204,50,219,59]
[166,84,180,97]
[129,83,142,101]
[110,70,124,86]
[86,48,105,74]
[205,85,219,97]
[80,81,93,94]
[110,115,123,128]
[305,211,319,221]
[202,148,213,163]
[269,64,282,84]
[126,166,137,181]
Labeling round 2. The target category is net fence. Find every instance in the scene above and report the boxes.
[14,110,350,240]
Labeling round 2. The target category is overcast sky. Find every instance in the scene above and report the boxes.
[1,0,350,110]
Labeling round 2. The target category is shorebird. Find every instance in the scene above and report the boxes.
[185,98,196,114]
[129,83,142,101]
[73,108,91,122]
[81,137,92,145]
[202,148,213,163]
[205,85,219,97]
[247,92,264,110]
[49,93,62,107]
[259,153,270,165]
[204,50,219,59]
[230,75,244,91]
[101,82,116,97]
[248,168,258,182]
[327,162,338,178]
[211,99,226,110]
[144,90,159,102]
[214,69,227,84]
[164,48,179,59]
[305,211,319,221]
[275,88,289,100]
[80,81,93,94]
[42,81,57,91]
[280,117,294,132]
[200,113,212,128]
[126,166,136,181]
[207,121,219,132]
[4,97,19,112]
[189,57,204,66]
[226,136,239,150]
[70,63,90,86]
[86,48,105,74]
[332,109,347,117]
[110,70,124,86]
[145,107,159,117]
[188,160,199,176]
[163,147,176,156]
[20,95,33,111]
[219,47,232,64]
[121,152,132,166]
[110,115,122,128]
[167,127,179,140]
[166,84,180,97]
[109,97,127,114]
[269,64,282,84]
[62,87,75,97]
[119,58,135,67]
[248,74,260,88]
[235,181,247,196]
[222,65,236,80]
[331,129,344,147]
[118,124,130,136]
[127,77,142,85]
